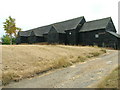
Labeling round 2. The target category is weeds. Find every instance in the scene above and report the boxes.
[53,57,72,68]
[100,48,106,53]
[76,56,86,62]
[90,52,100,57]
[97,66,120,88]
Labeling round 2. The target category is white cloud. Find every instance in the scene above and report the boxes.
[0,0,119,37]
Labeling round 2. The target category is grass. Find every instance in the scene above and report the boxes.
[76,56,86,62]
[53,57,72,68]
[97,65,120,89]
[2,45,106,85]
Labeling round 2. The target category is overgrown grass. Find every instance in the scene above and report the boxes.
[53,57,72,68]
[2,72,20,85]
[2,45,106,85]
[97,65,120,88]
[76,56,86,62]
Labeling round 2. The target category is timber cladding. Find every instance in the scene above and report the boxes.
[47,26,59,44]
[16,16,120,49]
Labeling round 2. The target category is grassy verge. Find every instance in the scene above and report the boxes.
[2,45,106,85]
[97,65,120,88]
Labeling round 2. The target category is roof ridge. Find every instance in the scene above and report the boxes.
[85,17,111,23]
[52,16,84,25]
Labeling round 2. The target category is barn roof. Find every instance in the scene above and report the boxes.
[19,30,32,36]
[79,17,111,32]
[19,16,85,36]
[19,25,52,37]
[52,16,85,33]
[107,31,120,38]
[33,25,52,36]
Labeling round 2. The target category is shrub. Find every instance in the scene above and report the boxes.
[1,35,16,45]
[1,35,11,44]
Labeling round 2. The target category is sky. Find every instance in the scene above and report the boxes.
[0,0,119,38]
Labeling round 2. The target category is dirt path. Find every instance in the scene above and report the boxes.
[4,50,118,88]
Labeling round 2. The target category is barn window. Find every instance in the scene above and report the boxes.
[69,32,72,35]
[95,34,99,38]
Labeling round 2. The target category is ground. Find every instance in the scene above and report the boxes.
[2,45,105,85]
[3,50,118,88]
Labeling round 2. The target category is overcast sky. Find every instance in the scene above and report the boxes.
[0,0,119,38]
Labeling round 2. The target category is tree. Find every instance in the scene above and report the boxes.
[1,35,11,44]
[3,16,21,45]
[1,35,16,45]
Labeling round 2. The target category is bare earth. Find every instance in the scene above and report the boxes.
[4,50,118,88]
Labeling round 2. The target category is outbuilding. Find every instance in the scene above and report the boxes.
[106,31,120,49]
[16,30,32,44]
[28,25,51,44]
[79,17,118,49]
[47,16,86,44]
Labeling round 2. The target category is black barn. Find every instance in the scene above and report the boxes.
[28,25,51,44]
[106,31,120,49]
[16,30,32,44]
[16,16,120,49]
[79,17,119,49]
[47,16,86,44]
[47,26,66,44]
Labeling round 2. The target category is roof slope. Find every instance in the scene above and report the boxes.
[19,16,85,36]
[33,25,52,36]
[19,25,52,37]
[79,17,111,32]
[19,30,32,36]
[52,16,85,33]
[107,31,120,38]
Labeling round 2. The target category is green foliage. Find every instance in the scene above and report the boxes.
[3,16,21,44]
[12,37,16,44]
[1,35,16,45]
[1,35,10,44]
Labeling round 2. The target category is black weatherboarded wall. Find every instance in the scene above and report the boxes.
[47,26,59,43]
[47,26,66,44]
[47,16,86,45]
[28,31,45,44]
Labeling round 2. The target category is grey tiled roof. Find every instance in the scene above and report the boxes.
[19,30,32,36]
[19,16,84,36]
[19,25,52,37]
[52,16,84,33]
[79,17,111,32]
[33,25,52,36]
